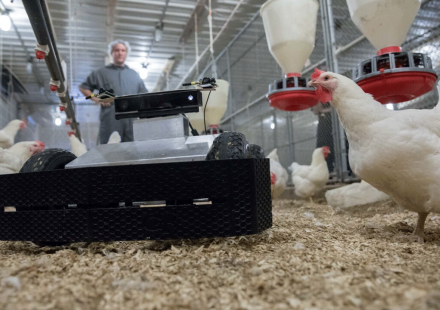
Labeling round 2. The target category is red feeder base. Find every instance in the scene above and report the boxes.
[267,90,319,111]
[357,71,438,104]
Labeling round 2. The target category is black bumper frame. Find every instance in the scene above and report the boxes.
[0,158,272,242]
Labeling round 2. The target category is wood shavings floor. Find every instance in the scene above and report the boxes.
[1,199,440,310]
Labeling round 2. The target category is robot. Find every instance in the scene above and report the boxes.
[0,78,272,246]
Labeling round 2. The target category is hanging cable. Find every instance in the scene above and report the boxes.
[203,91,212,135]
[182,113,199,136]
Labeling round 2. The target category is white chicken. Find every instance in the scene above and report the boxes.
[267,148,288,199]
[0,148,22,174]
[68,131,87,157]
[0,120,26,149]
[108,131,121,144]
[289,146,330,202]
[1,141,46,173]
[325,180,390,209]
[308,68,440,242]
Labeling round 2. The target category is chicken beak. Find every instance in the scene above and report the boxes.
[36,141,45,150]
[308,80,319,88]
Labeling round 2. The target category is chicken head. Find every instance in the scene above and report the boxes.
[308,68,338,103]
[30,141,45,155]
[321,146,331,159]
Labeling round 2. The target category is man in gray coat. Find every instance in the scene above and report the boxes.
[79,39,147,144]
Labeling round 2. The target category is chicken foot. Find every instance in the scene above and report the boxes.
[396,212,428,243]
[413,212,429,242]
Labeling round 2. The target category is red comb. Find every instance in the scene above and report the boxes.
[36,140,45,148]
[311,68,325,80]
[270,171,277,185]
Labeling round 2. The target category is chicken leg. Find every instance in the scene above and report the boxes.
[413,212,429,243]
[396,212,428,243]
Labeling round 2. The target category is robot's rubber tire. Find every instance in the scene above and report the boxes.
[248,144,265,159]
[20,148,77,173]
[19,149,76,247]
[206,132,249,160]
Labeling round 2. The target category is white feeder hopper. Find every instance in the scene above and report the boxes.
[347,0,438,104]
[188,79,229,134]
[347,0,420,55]
[260,0,320,111]
[261,0,319,77]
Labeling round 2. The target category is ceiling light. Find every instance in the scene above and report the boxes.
[0,15,11,32]
[270,122,275,129]
[26,57,33,74]
[54,117,62,126]
[155,21,164,42]
[140,62,149,80]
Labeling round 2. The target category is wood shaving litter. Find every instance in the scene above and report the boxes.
[0,199,439,310]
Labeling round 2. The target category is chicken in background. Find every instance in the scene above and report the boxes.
[107,131,121,144]
[68,131,87,157]
[308,68,440,242]
[0,120,26,149]
[289,146,330,202]
[267,148,288,199]
[1,141,46,173]
[325,180,390,209]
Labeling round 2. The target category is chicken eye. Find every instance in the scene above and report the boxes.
[324,76,329,81]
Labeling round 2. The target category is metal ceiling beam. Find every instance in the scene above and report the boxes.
[178,0,208,44]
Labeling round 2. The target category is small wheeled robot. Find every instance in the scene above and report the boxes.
[0,78,272,246]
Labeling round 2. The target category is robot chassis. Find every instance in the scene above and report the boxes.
[0,80,272,245]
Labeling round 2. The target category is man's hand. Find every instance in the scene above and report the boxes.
[96,98,111,107]
[80,87,112,107]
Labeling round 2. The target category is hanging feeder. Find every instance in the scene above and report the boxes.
[347,0,438,104]
[267,75,319,111]
[353,52,437,104]
[261,0,319,111]
[187,79,229,134]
